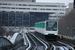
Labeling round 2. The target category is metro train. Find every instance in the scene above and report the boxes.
[35,20,58,40]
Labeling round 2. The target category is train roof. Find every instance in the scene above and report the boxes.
[46,19,58,22]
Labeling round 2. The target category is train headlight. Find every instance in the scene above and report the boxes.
[46,29,48,30]
[45,33,48,35]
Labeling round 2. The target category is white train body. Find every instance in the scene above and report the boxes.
[35,28,58,35]
[35,20,58,35]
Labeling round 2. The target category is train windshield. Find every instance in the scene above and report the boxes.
[46,21,57,31]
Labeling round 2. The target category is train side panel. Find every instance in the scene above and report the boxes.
[35,27,45,34]
[35,20,58,40]
[35,21,46,35]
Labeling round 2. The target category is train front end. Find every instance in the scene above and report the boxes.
[45,21,58,41]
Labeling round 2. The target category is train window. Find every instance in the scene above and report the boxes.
[48,22,55,27]
[46,21,57,31]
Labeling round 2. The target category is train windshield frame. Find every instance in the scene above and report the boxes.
[46,21,57,31]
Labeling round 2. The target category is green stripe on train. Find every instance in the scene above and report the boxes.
[35,22,46,28]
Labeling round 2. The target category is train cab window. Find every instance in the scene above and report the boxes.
[46,21,57,31]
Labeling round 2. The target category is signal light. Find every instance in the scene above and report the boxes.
[47,29,48,30]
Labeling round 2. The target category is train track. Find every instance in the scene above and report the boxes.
[14,33,49,50]
[26,33,37,50]
[25,33,32,50]
[26,33,49,50]
[33,32,75,50]
[32,32,51,50]
[21,32,75,50]
[49,41,74,50]
[57,41,74,50]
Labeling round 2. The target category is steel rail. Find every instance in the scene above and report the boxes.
[27,33,37,50]
[30,33,48,50]
[25,33,31,50]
